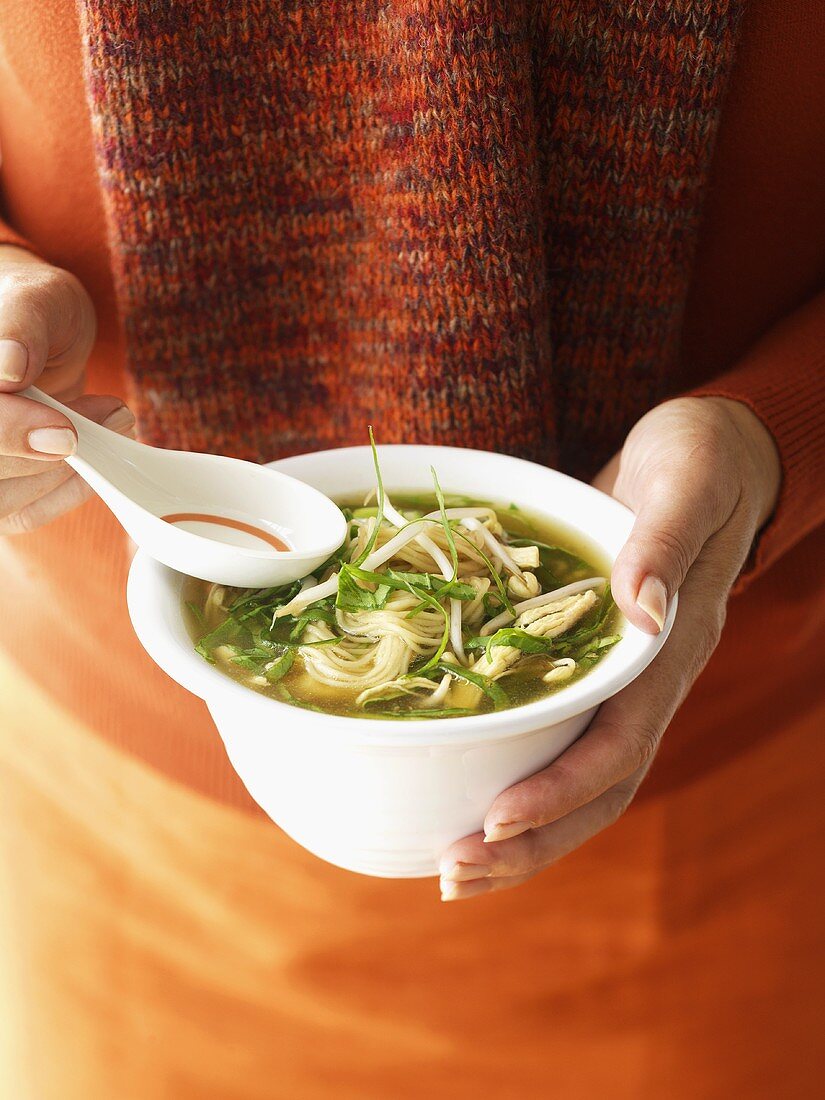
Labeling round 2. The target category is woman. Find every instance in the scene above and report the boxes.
[0,2,822,1098]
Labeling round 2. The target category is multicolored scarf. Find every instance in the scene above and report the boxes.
[78,1,744,478]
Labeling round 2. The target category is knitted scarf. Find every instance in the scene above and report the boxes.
[77,1,744,479]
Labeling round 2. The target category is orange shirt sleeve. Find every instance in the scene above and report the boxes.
[691,288,825,589]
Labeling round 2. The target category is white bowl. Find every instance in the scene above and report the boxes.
[127,445,676,878]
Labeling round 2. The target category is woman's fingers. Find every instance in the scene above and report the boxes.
[440,774,643,900]
[76,395,135,434]
[0,463,78,518]
[0,395,135,534]
[0,471,94,536]
[0,392,78,459]
[440,873,536,903]
[479,637,695,843]
[0,251,96,393]
[480,701,660,844]
[478,672,669,845]
[0,392,133,471]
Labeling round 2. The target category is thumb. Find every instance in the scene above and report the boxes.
[610,477,724,635]
[0,253,95,395]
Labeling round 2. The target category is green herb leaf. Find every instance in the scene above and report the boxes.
[435,661,508,709]
[335,564,472,613]
[264,650,295,682]
[285,605,338,642]
[336,563,392,612]
[360,679,447,708]
[431,465,459,581]
[482,592,502,618]
[465,628,560,660]
[194,617,247,661]
[229,582,302,619]
[257,631,340,651]
[229,651,263,671]
[185,600,206,627]
[570,634,621,660]
[388,571,476,601]
[361,687,413,708]
[386,491,484,510]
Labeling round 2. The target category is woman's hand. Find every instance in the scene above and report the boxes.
[439,396,781,901]
[0,245,135,534]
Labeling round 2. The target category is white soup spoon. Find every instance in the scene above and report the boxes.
[24,387,347,588]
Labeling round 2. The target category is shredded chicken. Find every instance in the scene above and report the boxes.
[471,589,598,681]
[450,589,598,707]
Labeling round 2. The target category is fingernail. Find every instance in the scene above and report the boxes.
[28,427,77,456]
[439,861,491,884]
[102,406,136,433]
[483,821,531,844]
[0,338,28,383]
[441,879,493,903]
[637,575,667,631]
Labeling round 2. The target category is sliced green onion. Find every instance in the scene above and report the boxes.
[354,426,386,566]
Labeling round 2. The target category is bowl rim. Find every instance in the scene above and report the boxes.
[127,443,677,747]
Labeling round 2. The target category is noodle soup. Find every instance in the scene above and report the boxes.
[184,481,620,720]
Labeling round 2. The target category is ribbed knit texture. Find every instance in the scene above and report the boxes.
[77,1,744,480]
